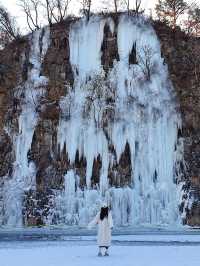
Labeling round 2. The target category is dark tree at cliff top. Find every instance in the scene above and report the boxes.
[80,0,92,21]
[156,0,188,29]
[122,0,144,15]
[134,0,143,15]
[185,3,200,37]
[113,0,120,13]
[43,0,73,24]
[0,5,20,48]
[18,0,41,31]
[18,0,73,31]
[102,0,120,13]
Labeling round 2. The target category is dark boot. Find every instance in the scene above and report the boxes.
[98,248,103,257]
[105,250,109,256]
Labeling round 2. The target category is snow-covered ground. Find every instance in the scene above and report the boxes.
[1,232,200,266]
[0,240,200,266]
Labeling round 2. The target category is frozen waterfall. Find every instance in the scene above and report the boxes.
[0,15,184,228]
[56,15,183,227]
[1,28,50,227]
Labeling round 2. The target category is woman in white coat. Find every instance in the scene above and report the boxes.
[88,203,113,256]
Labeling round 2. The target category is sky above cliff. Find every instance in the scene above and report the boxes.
[1,0,157,33]
[1,0,194,34]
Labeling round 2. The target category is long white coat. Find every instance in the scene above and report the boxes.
[88,211,113,247]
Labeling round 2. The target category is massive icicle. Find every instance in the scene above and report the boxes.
[2,28,50,227]
[58,17,110,191]
[56,15,183,227]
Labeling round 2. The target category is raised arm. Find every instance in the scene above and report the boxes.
[88,212,100,229]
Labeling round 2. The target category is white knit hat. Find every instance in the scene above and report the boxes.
[101,201,108,208]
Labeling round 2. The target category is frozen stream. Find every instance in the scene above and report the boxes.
[0,228,200,244]
[0,238,200,266]
[1,229,200,266]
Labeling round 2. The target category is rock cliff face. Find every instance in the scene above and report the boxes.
[0,14,199,227]
[153,22,200,226]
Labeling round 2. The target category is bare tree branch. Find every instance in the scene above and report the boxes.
[0,5,20,48]
[156,0,188,29]
[80,0,92,21]
[184,2,200,37]
[18,0,41,31]
[43,0,73,24]
[138,45,156,81]
[135,0,142,15]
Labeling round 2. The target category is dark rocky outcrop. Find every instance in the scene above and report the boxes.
[154,21,200,225]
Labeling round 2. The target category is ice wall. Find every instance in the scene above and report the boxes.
[0,15,184,228]
[1,28,50,227]
[56,15,183,227]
